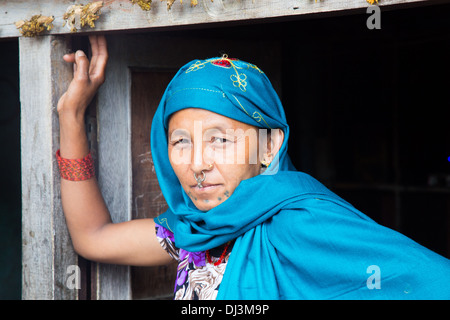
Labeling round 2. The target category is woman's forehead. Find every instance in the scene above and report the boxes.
[168,108,257,131]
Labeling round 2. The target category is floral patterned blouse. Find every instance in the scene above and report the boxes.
[155,223,234,300]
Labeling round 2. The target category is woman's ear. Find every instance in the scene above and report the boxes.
[261,129,284,167]
[269,129,284,156]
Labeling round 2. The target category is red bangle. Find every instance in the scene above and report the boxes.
[56,149,95,181]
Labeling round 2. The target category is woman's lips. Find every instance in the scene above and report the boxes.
[190,183,222,193]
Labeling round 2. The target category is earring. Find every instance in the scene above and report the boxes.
[261,159,270,167]
[261,153,272,167]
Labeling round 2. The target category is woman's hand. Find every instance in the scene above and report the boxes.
[57,35,108,118]
[57,34,108,159]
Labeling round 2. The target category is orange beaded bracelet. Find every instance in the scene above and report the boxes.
[56,149,95,181]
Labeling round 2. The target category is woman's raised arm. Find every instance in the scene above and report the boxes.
[57,35,172,266]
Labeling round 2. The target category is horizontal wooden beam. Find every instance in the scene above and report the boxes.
[0,0,442,38]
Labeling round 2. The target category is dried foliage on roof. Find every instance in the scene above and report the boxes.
[63,1,104,32]
[15,15,54,37]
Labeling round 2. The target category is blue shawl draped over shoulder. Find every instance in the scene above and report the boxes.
[151,56,450,299]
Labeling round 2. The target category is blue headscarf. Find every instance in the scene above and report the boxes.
[152,57,450,299]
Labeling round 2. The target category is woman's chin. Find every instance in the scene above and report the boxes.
[193,196,227,211]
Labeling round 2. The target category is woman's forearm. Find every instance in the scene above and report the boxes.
[58,111,113,256]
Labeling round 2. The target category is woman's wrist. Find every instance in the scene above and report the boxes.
[58,106,86,123]
[58,110,90,159]
[56,149,95,181]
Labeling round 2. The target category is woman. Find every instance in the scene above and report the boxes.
[57,35,450,300]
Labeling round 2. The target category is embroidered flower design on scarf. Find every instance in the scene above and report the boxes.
[231,73,247,91]
[185,55,263,93]
[186,60,207,73]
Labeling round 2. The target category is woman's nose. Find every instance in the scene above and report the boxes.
[191,140,214,174]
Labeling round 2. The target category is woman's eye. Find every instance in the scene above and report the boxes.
[212,137,228,144]
[172,138,190,146]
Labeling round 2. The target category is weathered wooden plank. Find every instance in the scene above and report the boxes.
[95,33,133,300]
[1,0,441,39]
[20,35,79,299]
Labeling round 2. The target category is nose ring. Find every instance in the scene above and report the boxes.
[194,171,206,188]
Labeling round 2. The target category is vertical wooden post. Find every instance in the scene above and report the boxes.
[20,35,78,299]
[94,36,132,300]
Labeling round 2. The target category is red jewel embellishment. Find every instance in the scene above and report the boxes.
[212,59,232,68]
[211,55,238,69]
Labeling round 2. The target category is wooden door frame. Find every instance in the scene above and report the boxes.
[20,35,77,300]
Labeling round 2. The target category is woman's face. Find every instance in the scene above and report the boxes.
[167,108,264,211]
